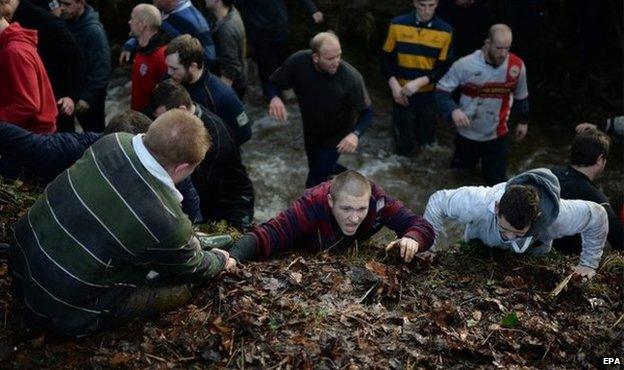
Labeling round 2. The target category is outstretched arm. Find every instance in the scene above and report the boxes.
[542,199,608,270]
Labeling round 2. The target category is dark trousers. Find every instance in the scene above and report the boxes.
[76,95,106,132]
[392,102,437,155]
[451,134,509,185]
[249,35,286,98]
[305,147,347,188]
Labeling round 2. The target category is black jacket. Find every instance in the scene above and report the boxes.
[235,0,318,40]
[12,0,83,100]
[552,165,623,252]
[65,5,111,104]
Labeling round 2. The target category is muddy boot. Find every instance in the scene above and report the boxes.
[114,280,194,320]
[195,233,234,251]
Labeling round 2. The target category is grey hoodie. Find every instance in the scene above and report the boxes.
[424,168,608,269]
[506,167,561,237]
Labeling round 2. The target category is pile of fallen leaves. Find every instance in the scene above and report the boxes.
[0,183,622,369]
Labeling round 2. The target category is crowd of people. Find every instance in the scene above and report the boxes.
[0,0,621,338]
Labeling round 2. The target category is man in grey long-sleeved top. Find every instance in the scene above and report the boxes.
[423,168,608,279]
[205,0,247,98]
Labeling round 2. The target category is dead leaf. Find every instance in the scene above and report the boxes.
[288,272,303,285]
[109,353,132,366]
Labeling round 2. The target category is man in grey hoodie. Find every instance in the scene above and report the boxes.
[59,0,111,132]
[423,168,608,278]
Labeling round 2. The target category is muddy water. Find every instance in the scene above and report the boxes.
[105,69,623,245]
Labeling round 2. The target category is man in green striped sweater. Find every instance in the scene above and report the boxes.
[9,109,236,337]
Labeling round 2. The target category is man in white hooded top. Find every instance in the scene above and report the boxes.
[423,168,608,278]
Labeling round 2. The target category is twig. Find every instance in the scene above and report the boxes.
[226,309,263,321]
[549,273,574,299]
[481,329,496,346]
[358,281,379,304]
[541,342,552,361]
[612,312,624,329]
[285,256,304,271]
[145,353,167,363]
[345,314,375,330]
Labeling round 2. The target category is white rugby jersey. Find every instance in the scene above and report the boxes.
[437,50,528,141]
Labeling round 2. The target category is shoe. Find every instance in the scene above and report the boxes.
[195,233,234,250]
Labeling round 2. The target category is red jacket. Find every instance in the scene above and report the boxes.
[0,23,57,133]
[131,31,169,111]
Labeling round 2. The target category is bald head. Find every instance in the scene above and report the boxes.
[487,23,512,44]
[484,23,513,67]
[310,32,340,54]
[133,3,162,30]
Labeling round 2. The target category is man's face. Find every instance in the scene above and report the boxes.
[485,34,512,67]
[128,8,144,38]
[312,40,342,75]
[414,0,438,22]
[497,214,530,241]
[59,0,82,21]
[328,193,370,236]
[165,53,193,83]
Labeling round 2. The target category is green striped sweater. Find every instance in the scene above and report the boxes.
[9,133,224,335]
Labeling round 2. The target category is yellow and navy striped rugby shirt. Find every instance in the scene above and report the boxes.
[382,12,453,93]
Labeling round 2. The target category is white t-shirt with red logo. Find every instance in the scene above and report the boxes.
[437,50,528,141]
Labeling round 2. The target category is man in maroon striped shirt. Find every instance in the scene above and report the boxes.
[229,170,435,263]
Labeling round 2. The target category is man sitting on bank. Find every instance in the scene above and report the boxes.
[9,109,236,337]
[229,170,435,263]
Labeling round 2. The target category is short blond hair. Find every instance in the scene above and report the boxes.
[330,170,372,201]
[134,3,162,30]
[143,109,211,168]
